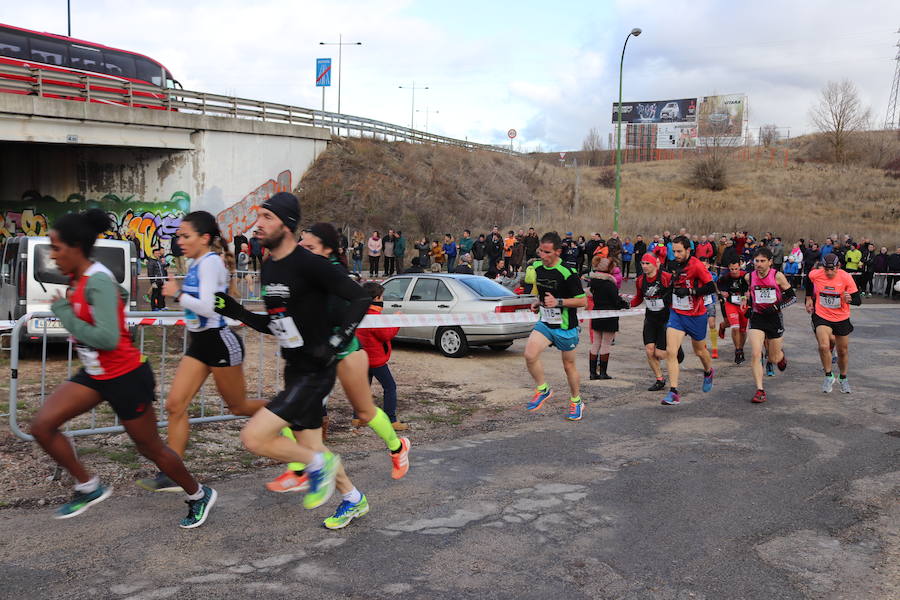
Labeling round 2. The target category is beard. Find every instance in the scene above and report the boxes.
[259,228,286,250]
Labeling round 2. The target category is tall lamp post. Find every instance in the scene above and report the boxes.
[319,34,362,114]
[416,107,439,133]
[614,27,641,233]
[399,82,428,129]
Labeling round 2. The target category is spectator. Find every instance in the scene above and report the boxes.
[585,233,600,263]
[232,233,249,259]
[395,230,407,274]
[503,230,516,265]
[510,234,525,274]
[844,242,861,274]
[459,229,474,261]
[350,231,364,273]
[783,242,803,288]
[873,247,890,295]
[621,237,635,280]
[888,247,900,299]
[472,234,487,273]
[147,247,168,311]
[443,233,458,272]
[405,256,425,273]
[859,243,876,296]
[633,234,647,263]
[415,237,431,269]
[486,232,503,269]
[734,231,748,255]
[694,235,712,263]
[367,230,382,276]
[454,253,474,274]
[430,240,446,269]
[382,229,396,276]
[720,238,739,269]
[820,237,834,262]
[770,237,784,272]
[802,241,819,277]
[356,281,406,430]
[485,258,510,280]
[523,227,540,261]
[169,232,185,275]
[236,243,249,279]
[249,234,263,273]
[575,236,587,273]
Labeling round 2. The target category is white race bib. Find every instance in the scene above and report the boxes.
[184,310,200,330]
[268,316,304,348]
[645,297,665,311]
[75,344,104,376]
[673,294,692,311]
[730,294,742,305]
[540,306,562,324]
[704,294,716,306]
[754,287,776,304]
[819,293,842,309]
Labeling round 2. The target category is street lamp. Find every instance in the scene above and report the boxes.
[399,82,428,129]
[614,27,641,233]
[319,34,362,114]
[416,107,439,133]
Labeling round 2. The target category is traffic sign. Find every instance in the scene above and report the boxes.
[316,58,332,87]
[559,152,566,159]
[507,129,517,139]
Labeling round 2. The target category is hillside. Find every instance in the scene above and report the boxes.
[298,138,900,245]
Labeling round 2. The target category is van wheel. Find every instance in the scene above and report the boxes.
[436,327,468,358]
[488,342,513,351]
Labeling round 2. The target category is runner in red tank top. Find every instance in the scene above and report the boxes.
[29,209,217,528]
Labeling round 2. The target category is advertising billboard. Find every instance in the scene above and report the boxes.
[697,94,747,145]
[657,122,698,148]
[612,98,697,124]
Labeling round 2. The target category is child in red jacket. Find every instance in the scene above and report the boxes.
[356,282,407,430]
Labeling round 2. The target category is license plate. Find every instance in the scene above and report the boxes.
[32,318,63,330]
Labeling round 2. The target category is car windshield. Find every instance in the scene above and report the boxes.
[458,277,517,297]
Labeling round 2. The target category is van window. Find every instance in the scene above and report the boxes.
[34,244,126,285]
[0,31,28,59]
[2,239,19,282]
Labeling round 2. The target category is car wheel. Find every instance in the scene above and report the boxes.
[436,326,468,358]
[488,342,513,351]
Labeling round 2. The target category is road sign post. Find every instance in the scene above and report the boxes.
[508,128,517,153]
[316,58,332,111]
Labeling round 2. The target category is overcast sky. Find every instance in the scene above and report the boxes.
[3,1,898,151]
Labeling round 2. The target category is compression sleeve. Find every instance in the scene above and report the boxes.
[694,280,717,297]
[849,291,862,306]
[630,276,644,308]
[51,273,121,350]
[178,256,224,318]
[804,275,814,298]
[778,287,797,310]
[310,256,371,346]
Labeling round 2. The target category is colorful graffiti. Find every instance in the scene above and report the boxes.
[216,170,292,243]
[1,191,190,258]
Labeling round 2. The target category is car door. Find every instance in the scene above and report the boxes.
[403,277,458,342]
[380,276,415,339]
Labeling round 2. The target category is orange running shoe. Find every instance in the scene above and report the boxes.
[265,470,308,493]
[711,349,719,359]
[390,437,411,480]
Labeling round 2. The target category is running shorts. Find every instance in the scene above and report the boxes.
[186,327,244,367]
[811,313,853,337]
[267,365,336,431]
[642,317,668,350]
[69,361,155,421]
[667,311,708,342]
[724,303,748,331]
[705,301,717,319]
[749,311,785,339]
[534,321,580,352]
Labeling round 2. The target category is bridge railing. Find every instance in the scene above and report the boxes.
[0,62,517,154]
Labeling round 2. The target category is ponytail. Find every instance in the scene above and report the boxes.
[182,211,237,295]
[212,236,238,296]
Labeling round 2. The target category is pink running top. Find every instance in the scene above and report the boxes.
[749,268,782,313]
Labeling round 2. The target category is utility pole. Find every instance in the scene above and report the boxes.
[886,28,900,129]
[67,0,71,36]
[319,34,362,114]
[573,158,580,215]
[399,82,429,129]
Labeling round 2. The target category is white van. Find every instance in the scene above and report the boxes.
[0,236,137,340]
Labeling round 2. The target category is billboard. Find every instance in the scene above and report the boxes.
[657,122,698,148]
[612,98,697,124]
[697,94,747,145]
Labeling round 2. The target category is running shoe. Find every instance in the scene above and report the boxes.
[735,349,745,364]
[265,470,309,493]
[777,355,787,372]
[751,389,767,404]
[661,391,681,406]
[323,495,369,530]
[526,386,553,411]
[136,472,182,493]
[648,378,666,391]
[839,378,851,394]
[567,399,583,421]
[304,453,339,509]
[54,485,112,519]
[718,322,727,340]
[822,373,836,394]
[179,485,217,529]
[390,437,411,480]
[765,362,775,377]
[702,369,715,392]
[711,349,719,359]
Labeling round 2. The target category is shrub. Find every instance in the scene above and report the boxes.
[597,168,616,188]
[689,154,729,191]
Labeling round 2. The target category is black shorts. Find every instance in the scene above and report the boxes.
[591,317,619,333]
[642,317,668,350]
[185,327,244,367]
[69,361,155,421]
[749,311,784,339]
[811,313,854,337]
[267,366,336,431]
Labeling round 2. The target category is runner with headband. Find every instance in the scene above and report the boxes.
[630,253,683,391]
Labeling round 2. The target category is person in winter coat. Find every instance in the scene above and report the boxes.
[523,228,540,261]
[783,242,803,288]
[382,230,396,277]
[367,231,383,276]
[769,237,784,271]
[443,234,458,272]
[430,240,446,267]
[859,243,876,296]
[394,231,407,274]
[471,234,487,273]
[356,282,406,430]
[414,237,431,269]
[486,232,503,269]
[510,235,526,273]
[587,256,627,380]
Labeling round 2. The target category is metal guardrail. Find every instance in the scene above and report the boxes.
[0,63,519,154]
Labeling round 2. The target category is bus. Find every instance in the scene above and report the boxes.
[0,23,179,106]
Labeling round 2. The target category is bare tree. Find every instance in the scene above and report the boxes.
[582,127,603,166]
[759,124,779,147]
[809,79,871,164]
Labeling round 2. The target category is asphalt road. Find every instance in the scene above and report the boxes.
[1,305,898,600]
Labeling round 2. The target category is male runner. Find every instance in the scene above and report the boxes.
[743,247,795,403]
[630,253,683,391]
[662,236,717,405]
[215,192,373,529]
[805,253,861,393]
[717,260,750,364]
[524,232,588,420]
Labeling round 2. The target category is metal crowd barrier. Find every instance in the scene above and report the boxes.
[6,311,283,442]
[137,270,263,303]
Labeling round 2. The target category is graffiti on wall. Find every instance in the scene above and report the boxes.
[0,191,190,258]
[216,170,292,243]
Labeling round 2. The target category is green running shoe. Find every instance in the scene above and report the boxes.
[136,472,182,493]
[54,485,113,519]
[323,495,369,530]
[303,452,339,509]
[179,485,217,529]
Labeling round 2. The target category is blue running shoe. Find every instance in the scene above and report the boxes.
[567,398,583,421]
[304,452,339,509]
[527,386,553,411]
[765,362,775,377]
[661,391,681,405]
[179,485,217,529]
[702,369,715,392]
[324,495,370,529]
[54,485,112,519]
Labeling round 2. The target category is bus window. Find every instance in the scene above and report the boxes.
[29,37,67,66]
[69,45,103,72]
[103,51,135,78]
[0,31,28,59]
[135,57,162,86]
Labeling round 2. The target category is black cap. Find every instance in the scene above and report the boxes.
[823,254,840,268]
[260,192,300,232]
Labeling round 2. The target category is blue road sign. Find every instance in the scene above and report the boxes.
[316,58,332,87]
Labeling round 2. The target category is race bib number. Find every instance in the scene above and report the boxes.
[754,287,776,304]
[645,297,665,311]
[184,309,200,330]
[268,316,304,348]
[730,294,742,305]
[819,293,842,309]
[540,306,562,324]
[75,344,104,376]
[704,294,716,306]
[672,294,692,311]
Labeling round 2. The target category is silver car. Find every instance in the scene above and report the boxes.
[379,273,535,357]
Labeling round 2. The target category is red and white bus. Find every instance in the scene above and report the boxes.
[0,23,179,106]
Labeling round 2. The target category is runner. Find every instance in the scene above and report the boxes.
[30,209,216,527]
[743,247,796,403]
[716,259,750,364]
[805,253,861,393]
[138,211,267,492]
[214,192,372,529]
[698,256,720,359]
[662,236,717,405]
[630,253,683,391]
[263,223,410,494]
[524,232,588,420]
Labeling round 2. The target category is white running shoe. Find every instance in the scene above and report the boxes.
[839,378,851,394]
[822,374,835,394]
